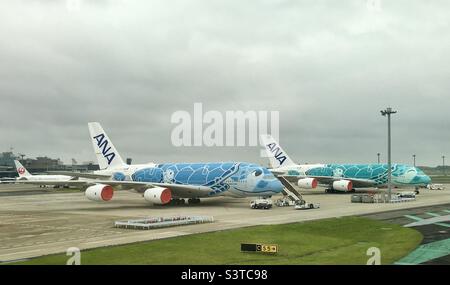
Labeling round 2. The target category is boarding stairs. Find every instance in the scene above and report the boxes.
[277,176,304,203]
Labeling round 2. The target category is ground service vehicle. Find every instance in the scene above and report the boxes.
[250,199,273,209]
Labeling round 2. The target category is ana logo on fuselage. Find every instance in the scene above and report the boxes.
[266,143,286,166]
[93,134,115,165]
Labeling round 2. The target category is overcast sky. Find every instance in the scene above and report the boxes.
[0,0,449,167]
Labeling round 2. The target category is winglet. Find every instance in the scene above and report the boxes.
[260,134,296,169]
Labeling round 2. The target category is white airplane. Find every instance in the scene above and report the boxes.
[14,160,75,186]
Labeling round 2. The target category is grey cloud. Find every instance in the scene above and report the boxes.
[0,0,449,166]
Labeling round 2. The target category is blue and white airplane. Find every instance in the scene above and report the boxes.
[261,135,432,193]
[25,123,284,205]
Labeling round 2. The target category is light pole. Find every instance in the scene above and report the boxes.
[377,153,380,164]
[381,107,397,202]
[413,154,416,167]
[443,155,446,176]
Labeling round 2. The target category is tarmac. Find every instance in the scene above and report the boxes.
[0,184,449,262]
[364,204,450,265]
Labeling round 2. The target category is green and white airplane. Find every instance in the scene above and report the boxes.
[261,135,431,193]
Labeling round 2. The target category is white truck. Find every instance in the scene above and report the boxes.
[294,200,320,210]
[397,191,417,199]
[250,199,273,209]
[427,184,445,190]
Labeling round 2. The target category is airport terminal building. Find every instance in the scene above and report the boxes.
[0,150,99,178]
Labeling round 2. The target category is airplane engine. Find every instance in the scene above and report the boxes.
[332,180,353,192]
[85,184,114,202]
[144,187,172,205]
[297,178,318,189]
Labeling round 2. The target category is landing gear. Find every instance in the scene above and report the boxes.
[169,198,186,206]
[167,198,201,206]
[415,187,420,195]
[188,198,201,205]
[325,188,354,194]
[325,188,337,193]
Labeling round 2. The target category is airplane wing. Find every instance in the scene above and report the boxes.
[16,180,95,187]
[46,171,112,179]
[282,175,377,188]
[269,169,286,176]
[16,180,213,198]
[97,181,212,197]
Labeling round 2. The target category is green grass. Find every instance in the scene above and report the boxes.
[14,217,422,265]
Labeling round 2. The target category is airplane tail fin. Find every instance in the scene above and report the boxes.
[14,160,32,177]
[260,134,296,169]
[88,122,126,170]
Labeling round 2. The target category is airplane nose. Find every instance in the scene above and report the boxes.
[416,175,431,185]
[272,179,284,193]
[257,179,283,193]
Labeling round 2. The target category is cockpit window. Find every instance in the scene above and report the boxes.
[253,169,263,177]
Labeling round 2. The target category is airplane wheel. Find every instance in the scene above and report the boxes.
[170,199,185,206]
[188,198,200,205]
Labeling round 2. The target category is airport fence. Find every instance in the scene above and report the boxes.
[114,215,214,230]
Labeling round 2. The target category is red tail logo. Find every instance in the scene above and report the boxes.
[18,167,26,175]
